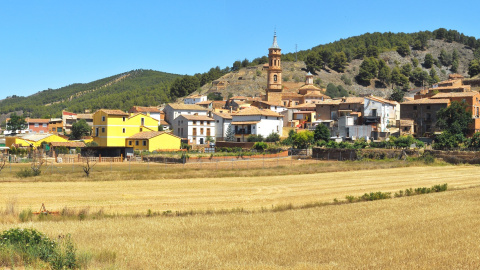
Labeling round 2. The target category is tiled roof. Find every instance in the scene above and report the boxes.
[213,112,233,120]
[399,119,414,126]
[229,96,248,100]
[62,111,76,116]
[196,101,213,105]
[233,106,283,117]
[281,92,303,98]
[167,103,208,111]
[185,95,205,99]
[341,97,365,104]
[297,84,322,92]
[178,115,214,121]
[98,109,129,116]
[232,121,260,125]
[401,98,450,104]
[76,114,93,119]
[50,141,86,148]
[128,131,180,140]
[129,106,161,113]
[303,92,329,98]
[26,118,50,123]
[19,134,53,142]
[316,100,342,105]
[160,120,170,126]
[365,96,398,105]
[431,92,480,98]
[291,103,316,109]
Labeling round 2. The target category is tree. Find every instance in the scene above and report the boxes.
[332,51,347,72]
[231,60,242,72]
[241,58,250,68]
[265,132,280,142]
[292,131,314,149]
[397,43,411,56]
[325,83,339,98]
[428,68,440,85]
[424,54,434,68]
[207,92,223,101]
[467,132,480,148]
[451,60,459,73]
[158,125,164,131]
[337,85,349,97]
[411,67,429,86]
[6,113,27,134]
[366,46,379,58]
[389,88,405,102]
[468,59,480,77]
[377,59,391,85]
[170,76,200,98]
[253,142,268,151]
[225,124,235,141]
[70,119,91,140]
[439,49,452,66]
[247,134,263,142]
[313,124,330,142]
[436,101,472,138]
[305,51,322,74]
[411,58,419,67]
[391,67,409,89]
[357,57,378,85]
[401,63,412,78]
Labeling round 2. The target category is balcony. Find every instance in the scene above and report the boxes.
[364,116,380,124]
[235,129,252,135]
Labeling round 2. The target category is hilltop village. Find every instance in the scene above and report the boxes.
[1,33,480,158]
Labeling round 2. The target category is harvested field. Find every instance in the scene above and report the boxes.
[1,165,479,214]
[1,186,480,269]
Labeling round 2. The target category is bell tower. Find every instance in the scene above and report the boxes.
[266,31,283,103]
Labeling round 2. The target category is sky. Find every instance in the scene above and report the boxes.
[1,0,479,100]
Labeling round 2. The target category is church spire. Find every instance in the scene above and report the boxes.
[270,30,280,49]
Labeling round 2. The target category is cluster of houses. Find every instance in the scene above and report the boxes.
[2,33,480,158]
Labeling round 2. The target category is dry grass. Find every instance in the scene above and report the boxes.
[1,165,479,216]
[1,187,480,269]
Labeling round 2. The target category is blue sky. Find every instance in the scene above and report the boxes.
[1,0,479,100]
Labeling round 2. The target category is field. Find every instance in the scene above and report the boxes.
[1,159,480,269]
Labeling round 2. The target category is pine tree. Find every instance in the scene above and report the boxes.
[225,124,235,141]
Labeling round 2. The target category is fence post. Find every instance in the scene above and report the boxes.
[327,152,330,160]
[339,151,342,161]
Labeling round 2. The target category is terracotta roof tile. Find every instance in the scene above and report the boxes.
[98,109,129,116]
[213,112,233,119]
[129,106,161,113]
[431,92,480,98]
[233,107,283,117]
[128,131,180,140]
[50,141,86,148]
[401,98,450,104]
[26,118,50,123]
[365,96,398,105]
[178,115,214,121]
[167,103,208,111]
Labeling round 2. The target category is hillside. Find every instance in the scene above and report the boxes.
[199,30,479,99]
[0,69,180,119]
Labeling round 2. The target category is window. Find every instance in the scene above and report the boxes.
[141,118,145,126]
[43,123,47,127]
[135,141,139,146]
[140,128,143,132]
[34,123,39,127]
[193,121,196,125]
[123,128,126,133]
[206,128,210,136]
[123,117,126,121]
[216,120,219,123]
[143,141,147,146]
[95,128,99,136]
[200,121,204,125]
[193,128,197,136]
[274,75,277,82]
[101,127,105,133]
[426,105,431,110]
[128,141,132,146]
[200,128,204,135]
[102,116,105,121]
[206,121,210,125]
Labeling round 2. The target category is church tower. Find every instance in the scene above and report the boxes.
[266,31,283,103]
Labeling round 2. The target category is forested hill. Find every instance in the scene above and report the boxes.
[0,69,180,118]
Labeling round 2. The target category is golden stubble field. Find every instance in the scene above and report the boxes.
[1,186,480,269]
[1,165,480,214]
[1,162,480,269]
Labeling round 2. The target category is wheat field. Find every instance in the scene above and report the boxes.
[2,163,480,269]
[1,165,479,214]
[1,186,480,269]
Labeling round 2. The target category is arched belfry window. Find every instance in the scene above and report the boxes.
[274,75,277,82]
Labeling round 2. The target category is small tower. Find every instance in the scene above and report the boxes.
[266,31,283,103]
[305,72,314,85]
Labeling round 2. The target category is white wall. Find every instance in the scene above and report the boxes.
[184,96,207,104]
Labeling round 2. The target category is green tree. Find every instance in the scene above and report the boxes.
[292,131,314,149]
[357,57,378,85]
[389,88,405,102]
[366,46,379,58]
[436,101,472,137]
[377,59,391,85]
[241,58,250,67]
[325,83,339,98]
[305,51,322,74]
[401,63,412,78]
[70,119,91,140]
[225,124,235,142]
[170,76,200,98]
[391,67,409,89]
[468,59,480,77]
[428,68,440,85]
[438,49,452,66]
[424,54,434,68]
[337,85,349,97]
[313,124,330,142]
[231,60,242,71]
[6,113,27,134]
[247,134,264,142]
[207,92,223,101]
[158,124,164,131]
[265,132,280,142]
[332,51,348,72]
[411,58,419,67]
[396,42,411,56]
[467,132,480,148]
[451,60,459,73]
[412,67,429,86]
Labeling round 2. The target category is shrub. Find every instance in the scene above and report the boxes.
[247,134,264,142]
[0,228,78,269]
[253,142,268,152]
[265,132,280,142]
[422,153,435,164]
[360,191,391,201]
[16,168,40,178]
[340,74,352,85]
[353,138,368,149]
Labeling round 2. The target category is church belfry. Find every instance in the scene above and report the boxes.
[266,31,283,103]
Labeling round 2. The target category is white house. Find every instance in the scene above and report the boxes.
[163,103,209,134]
[128,106,163,123]
[231,107,283,142]
[176,114,215,145]
[184,95,207,104]
[363,96,399,132]
[212,112,232,141]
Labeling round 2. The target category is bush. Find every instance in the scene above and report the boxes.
[422,153,435,164]
[16,168,40,178]
[253,142,268,152]
[0,228,78,269]
[265,132,280,142]
[353,138,368,149]
[247,134,264,142]
[340,74,352,85]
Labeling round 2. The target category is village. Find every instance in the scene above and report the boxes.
[1,33,480,162]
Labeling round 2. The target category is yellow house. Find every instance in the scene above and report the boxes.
[5,134,68,149]
[92,110,159,147]
[126,131,181,151]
